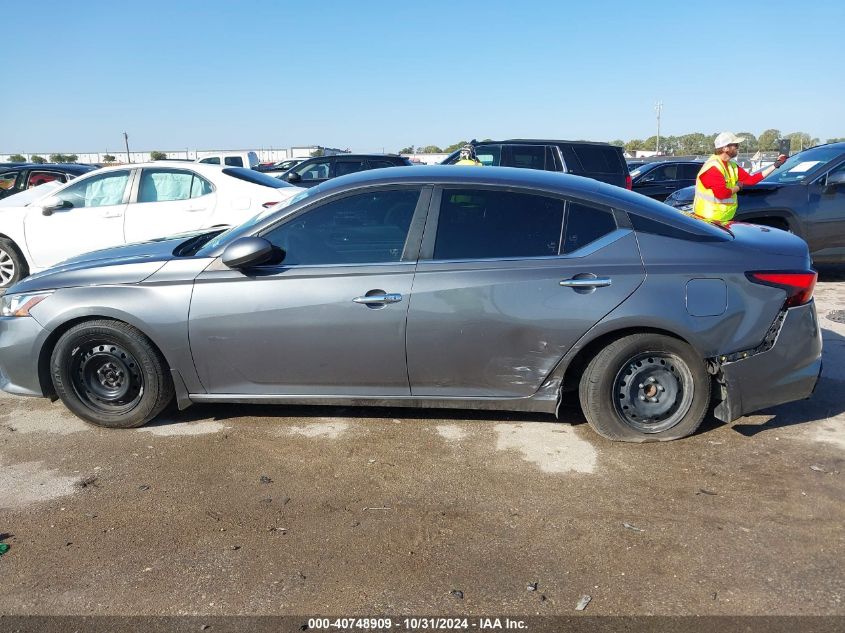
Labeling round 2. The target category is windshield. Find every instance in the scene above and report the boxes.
[762,146,844,184]
[197,187,316,254]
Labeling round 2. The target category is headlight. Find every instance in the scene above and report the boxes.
[0,291,53,317]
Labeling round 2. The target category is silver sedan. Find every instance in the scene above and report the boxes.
[0,166,822,442]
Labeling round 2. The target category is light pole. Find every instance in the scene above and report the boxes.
[123,132,131,163]
[654,101,663,155]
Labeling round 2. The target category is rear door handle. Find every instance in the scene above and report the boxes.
[560,277,612,288]
[352,293,403,305]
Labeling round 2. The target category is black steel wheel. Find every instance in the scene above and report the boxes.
[69,341,145,415]
[51,320,173,428]
[612,352,695,434]
[579,333,711,442]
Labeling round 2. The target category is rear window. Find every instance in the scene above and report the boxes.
[569,145,624,174]
[222,167,294,188]
[224,156,244,167]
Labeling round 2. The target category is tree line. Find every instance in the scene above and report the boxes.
[8,153,79,164]
[398,132,845,155]
[613,130,845,154]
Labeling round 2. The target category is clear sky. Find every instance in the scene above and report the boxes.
[3,0,843,154]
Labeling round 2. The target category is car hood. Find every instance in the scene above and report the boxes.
[8,232,203,294]
[0,181,60,207]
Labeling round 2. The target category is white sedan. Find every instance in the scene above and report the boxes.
[0,162,302,288]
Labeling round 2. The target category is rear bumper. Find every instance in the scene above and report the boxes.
[0,316,49,397]
[714,302,822,423]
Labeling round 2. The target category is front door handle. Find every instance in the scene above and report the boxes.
[101,210,122,219]
[352,292,403,305]
[560,277,612,288]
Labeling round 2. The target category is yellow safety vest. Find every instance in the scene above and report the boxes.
[693,155,739,222]
[455,158,482,166]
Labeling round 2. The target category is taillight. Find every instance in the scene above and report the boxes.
[625,175,632,190]
[746,270,817,308]
[262,201,280,208]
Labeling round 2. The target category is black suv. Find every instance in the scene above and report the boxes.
[279,154,412,188]
[0,163,97,200]
[664,142,845,264]
[441,139,630,189]
[630,160,703,201]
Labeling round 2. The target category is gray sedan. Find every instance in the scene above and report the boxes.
[0,166,822,442]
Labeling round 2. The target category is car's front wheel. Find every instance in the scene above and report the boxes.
[579,333,711,442]
[50,320,174,428]
[0,238,29,289]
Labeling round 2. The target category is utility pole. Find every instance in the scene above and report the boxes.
[123,132,131,163]
[654,101,663,155]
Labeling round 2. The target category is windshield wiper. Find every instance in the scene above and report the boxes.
[173,229,227,257]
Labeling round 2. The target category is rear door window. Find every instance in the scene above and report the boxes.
[224,156,244,167]
[368,159,400,170]
[334,160,367,177]
[26,171,67,187]
[562,202,617,253]
[433,189,565,260]
[569,145,624,174]
[138,169,213,202]
[199,157,221,165]
[681,163,703,180]
[503,145,547,170]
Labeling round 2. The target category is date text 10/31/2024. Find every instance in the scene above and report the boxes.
[307,617,528,630]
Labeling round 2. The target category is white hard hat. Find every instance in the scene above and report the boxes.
[714,131,746,148]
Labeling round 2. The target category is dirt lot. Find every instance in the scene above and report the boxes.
[1,273,843,619]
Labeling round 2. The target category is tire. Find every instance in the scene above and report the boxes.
[0,238,29,289]
[578,333,711,442]
[50,320,174,428]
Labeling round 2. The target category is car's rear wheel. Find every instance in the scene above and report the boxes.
[50,320,173,428]
[579,333,711,442]
[0,238,28,289]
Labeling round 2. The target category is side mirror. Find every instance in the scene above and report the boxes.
[825,171,845,190]
[221,237,276,269]
[41,196,72,216]
[286,172,302,183]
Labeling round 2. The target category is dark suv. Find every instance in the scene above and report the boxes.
[664,142,845,264]
[630,160,703,201]
[279,154,412,188]
[0,163,97,200]
[441,139,630,189]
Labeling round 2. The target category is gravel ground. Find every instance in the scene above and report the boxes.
[0,273,843,618]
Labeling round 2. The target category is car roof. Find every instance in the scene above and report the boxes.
[316,165,603,197]
[0,163,96,173]
[302,154,404,160]
[497,138,619,147]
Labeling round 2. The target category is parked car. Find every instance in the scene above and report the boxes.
[0,162,302,288]
[0,166,821,443]
[278,154,412,188]
[255,158,305,174]
[441,139,631,189]
[195,151,260,169]
[0,163,97,201]
[630,160,703,201]
[664,142,845,263]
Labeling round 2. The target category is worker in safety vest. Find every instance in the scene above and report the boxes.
[455,143,482,166]
[692,132,786,222]
[693,132,787,222]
